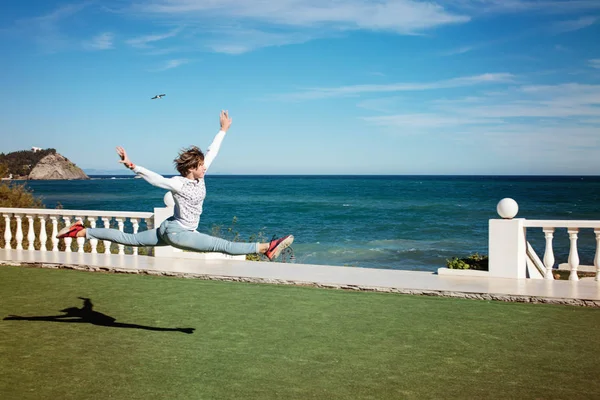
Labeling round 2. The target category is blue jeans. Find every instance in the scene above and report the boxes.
[86,217,259,255]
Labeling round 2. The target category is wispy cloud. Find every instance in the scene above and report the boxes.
[277,73,516,100]
[362,82,600,137]
[447,0,600,14]
[153,58,189,71]
[84,32,115,50]
[126,0,470,53]
[589,59,600,69]
[550,16,597,33]
[440,45,475,56]
[132,0,470,33]
[13,2,91,53]
[126,27,183,49]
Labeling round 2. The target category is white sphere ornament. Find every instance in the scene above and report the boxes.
[164,191,175,207]
[497,198,518,219]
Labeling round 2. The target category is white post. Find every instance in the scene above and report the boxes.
[39,215,47,252]
[489,198,526,279]
[3,214,11,250]
[50,216,59,251]
[542,228,555,280]
[567,228,580,281]
[15,214,23,250]
[26,215,35,251]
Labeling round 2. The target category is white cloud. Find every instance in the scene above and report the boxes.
[133,0,470,33]
[589,59,600,69]
[153,58,189,71]
[550,16,597,33]
[126,27,183,48]
[84,32,115,50]
[278,73,516,100]
[360,81,600,157]
[13,2,91,53]
[126,0,470,53]
[446,0,600,14]
[440,45,475,56]
[204,28,316,54]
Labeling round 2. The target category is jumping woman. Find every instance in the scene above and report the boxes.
[57,110,294,261]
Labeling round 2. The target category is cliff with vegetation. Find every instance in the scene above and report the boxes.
[0,148,89,180]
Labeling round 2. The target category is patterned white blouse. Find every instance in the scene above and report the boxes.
[131,130,226,230]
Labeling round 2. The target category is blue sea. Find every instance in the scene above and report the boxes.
[20,175,600,272]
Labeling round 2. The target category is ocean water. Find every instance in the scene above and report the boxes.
[19,175,600,272]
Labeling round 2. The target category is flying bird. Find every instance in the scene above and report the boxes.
[151,94,166,100]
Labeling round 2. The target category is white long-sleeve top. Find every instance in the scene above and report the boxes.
[131,130,226,230]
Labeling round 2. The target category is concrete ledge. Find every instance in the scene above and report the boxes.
[2,259,600,308]
[437,268,490,277]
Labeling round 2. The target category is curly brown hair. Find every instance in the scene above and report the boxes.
[174,146,205,176]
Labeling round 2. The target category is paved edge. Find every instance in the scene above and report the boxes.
[3,261,600,308]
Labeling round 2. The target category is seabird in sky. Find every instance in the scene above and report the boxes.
[151,94,166,100]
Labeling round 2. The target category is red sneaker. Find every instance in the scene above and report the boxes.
[56,221,85,239]
[265,235,294,261]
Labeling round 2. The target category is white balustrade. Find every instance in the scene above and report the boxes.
[50,216,59,251]
[490,199,600,281]
[542,228,555,280]
[3,214,11,250]
[39,215,47,252]
[26,215,35,251]
[567,228,580,281]
[15,214,23,250]
[0,207,153,258]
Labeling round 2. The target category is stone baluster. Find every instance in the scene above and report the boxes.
[50,216,59,252]
[542,228,555,280]
[567,228,580,281]
[131,218,139,255]
[88,217,98,254]
[115,218,125,254]
[38,215,47,252]
[75,217,85,253]
[3,214,12,250]
[15,214,24,250]
[62,216,73,252]
[26,215,35,251]
[595,229,600,282]
[101,217,111,254]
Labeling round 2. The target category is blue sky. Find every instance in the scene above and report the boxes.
[1,0,599,175]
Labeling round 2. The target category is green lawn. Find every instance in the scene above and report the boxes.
[1,265,599,400]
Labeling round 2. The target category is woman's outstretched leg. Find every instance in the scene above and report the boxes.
[164,229,293,260]
[57,221,165,247]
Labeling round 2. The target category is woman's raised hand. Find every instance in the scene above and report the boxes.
[116,146,134,169]
[220,110,232,132]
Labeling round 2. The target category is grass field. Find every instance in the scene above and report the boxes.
[1,265,599,399]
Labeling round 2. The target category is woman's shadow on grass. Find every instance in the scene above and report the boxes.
[3,297,194,334]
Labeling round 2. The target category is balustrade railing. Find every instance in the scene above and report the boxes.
[490,199,600,281]
[0,208,154,256]
[523,221,600,281]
